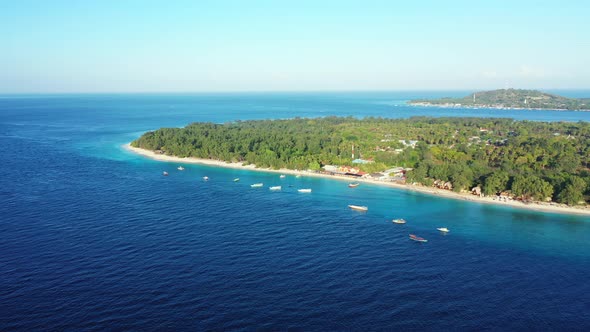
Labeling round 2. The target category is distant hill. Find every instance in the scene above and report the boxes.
[409,89,590,110]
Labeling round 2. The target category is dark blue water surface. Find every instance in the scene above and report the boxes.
[1,92,589,330]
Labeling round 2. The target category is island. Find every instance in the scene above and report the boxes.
[130,116,590,214]
[409,89,590,111]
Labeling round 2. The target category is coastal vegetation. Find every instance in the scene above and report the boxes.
[132,117,590,205]
[409,89,590,110]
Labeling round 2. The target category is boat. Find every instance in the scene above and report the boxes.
[203,176,209,181]
[269,186,282,191]
[437,227,450,233]
[297,188,312,193]
[280,174,286,178]
[348,205,368,211]
[392,219,406,224]
[233,178,240,182]
[296,175,301,178]
[348,183,360,188]
[250,183,263,188]
[163,171,169,176]
[409,234,428,243]
[177,166,185,171]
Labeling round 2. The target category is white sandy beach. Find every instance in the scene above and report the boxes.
[125,143,590,216]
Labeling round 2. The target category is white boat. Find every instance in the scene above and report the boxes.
[250,183,263,188]
[233,178,240,182]
[297,188,312,193]
[280,174,286,178]
[348,182,360,188]
[269,186,282,191]
[392,219,406,224]
[177,166,185,171]
[162,171,169,176]
[348,205,368,211]
[203,176,209,181]
[437,227,450,233]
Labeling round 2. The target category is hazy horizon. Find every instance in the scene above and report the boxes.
[3,88,590,97]
[2,0,590,93]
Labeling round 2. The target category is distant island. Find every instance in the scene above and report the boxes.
[130,117,590,210]
[409,89,590,111]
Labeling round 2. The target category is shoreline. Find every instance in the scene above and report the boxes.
[406,102,589,112]
[124,143,590,216]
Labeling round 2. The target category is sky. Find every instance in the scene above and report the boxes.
[1,0,590,93]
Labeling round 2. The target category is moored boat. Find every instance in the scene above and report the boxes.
[251,183,264,188]
[348,204,368,211]
[437,227,449,233]
[297,188,312,193]
[177,166,185,171]
[269,186,282,191]
[409,234,428,242]
[280,174,286,178]
[392,219,406,224]
[348,182,360,188]
[233,178,240,182]
[163,171,169,176]
[203,176,209,181]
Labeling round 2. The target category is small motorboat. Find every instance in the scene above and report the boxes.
[269,186,282,191]
[280,174,286,178]
[392,219,406,224]
[348,183,360,188]
[409,234,428,243]
[177,166,185,171]
[348,205,368,211]
[163,171,169,176]
[233,178,240,182]
[297,188,312,193]
[437,227,449,233]
[251,183,264,188]
[203,176,209,181]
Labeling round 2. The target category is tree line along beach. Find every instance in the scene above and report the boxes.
[127,116,590,216]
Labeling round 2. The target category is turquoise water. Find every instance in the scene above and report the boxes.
[1,92,589,330]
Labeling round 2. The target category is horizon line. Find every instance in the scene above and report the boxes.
[2,87,590,96]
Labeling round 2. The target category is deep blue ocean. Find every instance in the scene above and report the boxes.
[1,92,589,330]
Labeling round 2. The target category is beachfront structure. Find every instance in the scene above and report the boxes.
[472,186,482,196]
[352,158,374,164]
[323,165,339,173]
[384,167,405,176]
[398,140,419,148]
[433,180,453,190]
[323,164,408,181]
[369,172,390,181]
[322,165,367,177]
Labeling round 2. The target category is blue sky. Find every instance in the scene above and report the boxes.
[1,0,589,93]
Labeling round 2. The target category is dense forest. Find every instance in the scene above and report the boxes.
[410,89,590,110]
[132,117,590,205]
